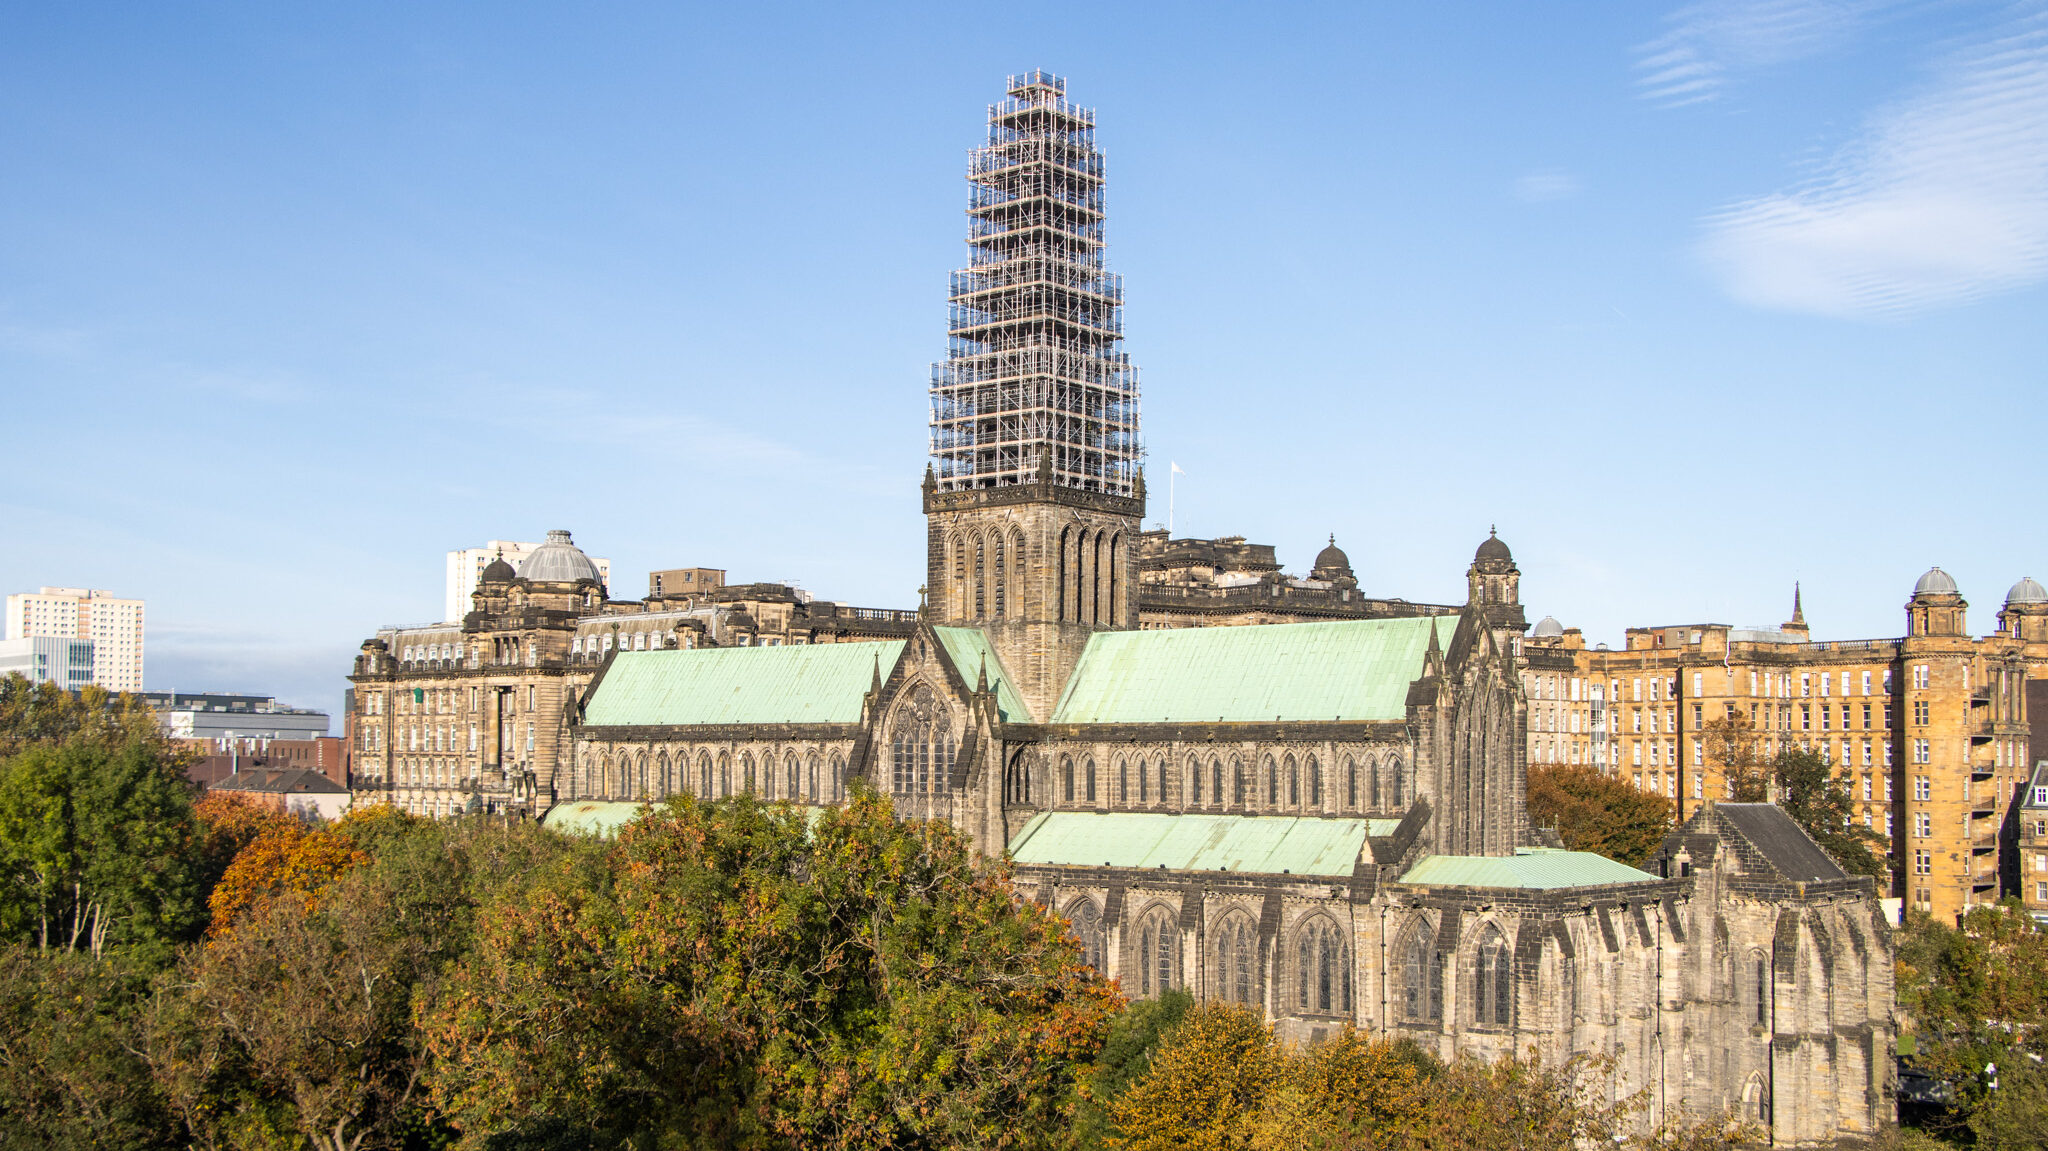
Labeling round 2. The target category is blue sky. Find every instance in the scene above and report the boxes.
[3,2,2045,722]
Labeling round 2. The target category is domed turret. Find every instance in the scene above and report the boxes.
[1311,534,1354,582]
[1474,528,1512,566]
[480,553,517,583]
[518,529,606,588]
[1531,615,1564,638]
[1913,567,1958,596]
[2006,577,2047,606]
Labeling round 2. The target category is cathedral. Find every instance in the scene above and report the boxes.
[362,72,1894,1142]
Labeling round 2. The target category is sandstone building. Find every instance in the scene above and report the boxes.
[492,74,1887,1143]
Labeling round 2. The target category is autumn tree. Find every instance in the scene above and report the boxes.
[1769,745,1887,878]
[422,788,1119,1150]
[0,945,178,1149]
[1698,713,1769,803]
[1106,1002,1281,1151]
[0,674,168,760]
[1076,990,1193,1150]
[1526,763,1674,867]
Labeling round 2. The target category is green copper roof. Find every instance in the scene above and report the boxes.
[1398,849,1660,890]
[581,641,904,727]
[1049,616,1454,725]
[542,800,646,838]
[1007,812,1369,877]
[933,626,1033,723]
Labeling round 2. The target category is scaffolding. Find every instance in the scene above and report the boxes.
[930,71,1141,496]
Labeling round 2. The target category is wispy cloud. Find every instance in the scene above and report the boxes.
[1513,169,1582,203]
[1636,0,1882,105]
[1699,11,2048,317]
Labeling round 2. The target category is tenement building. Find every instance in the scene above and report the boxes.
[520,74,1894,1143]
[1522,575,2048,923]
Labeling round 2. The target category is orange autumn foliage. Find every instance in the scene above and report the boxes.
[205,804,416,933]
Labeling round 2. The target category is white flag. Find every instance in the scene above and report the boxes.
[1170,462,1186,476]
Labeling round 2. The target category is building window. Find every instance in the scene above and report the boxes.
[1136,909,1179,997]
[1473,927,1513,1026]
[1915,776,1931,801]
[1914,700,1930,726]
[1085,758,1097,803]
[1067,900,1106,972]
[1061,756,1074,802]
[1265,755,1278,806]
[1401,923,1443,1023]
[1914,665,1929,690]
[1915,812,1932,838]
[891,686,953,796]
[1216,914,1258,1005]
[1915,849,1932,875]
[1308,755,1323,808]
[1914,739,1930,764]
[1296,918,1352,1015]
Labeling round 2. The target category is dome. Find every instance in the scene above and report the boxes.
[1474,528,1512,564]
[1312,535,1353,578]
[480,555,517,583]
[517,529,605,586]
[1531,615,1564,638]
[2008,577,2048,606]
[1913,566,1958,596]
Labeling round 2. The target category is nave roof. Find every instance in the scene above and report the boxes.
[581,640,906,727]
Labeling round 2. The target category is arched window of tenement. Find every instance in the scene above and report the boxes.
[1474,926,1513,1026]
[1068,900,1107,972]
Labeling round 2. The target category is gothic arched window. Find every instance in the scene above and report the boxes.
[741,752,756,794]
[1232,758,1246,806]
[830,752,845,801]
[1116,757,1128,803]
[891,685,954,795]
[785,752,800,798]
[1367,756,1380,808]
[1061,756,1075,802]
[1389,756,1405,807]
[717,752,731,798]
[1138,755,1149,804]
[1285,755,1299,806]
[991,533,1006,620]
[698,751,713,799]
[1752,951,1769,1026]
[1296,918,1352,1015]
[1402,922,1442,1022]
[1308,755,1322,808]
[1215,913,1258,1006]
[656,751,669,797]
[1187,755,1202,805]
[1156,757,1169,804]
[1345,756,1357,808]
[1474,926,1513,1026]
[1068,900,1106,972]
[1211,758,1224,808]
[807,751,821,801]
[1085,758,1097,803]
[1264,755,1278,807]
[1136,908,1179,997]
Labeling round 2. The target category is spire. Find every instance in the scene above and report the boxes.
[1792,581,1804,624]
[871,651,883,696]
[978,652,989,694]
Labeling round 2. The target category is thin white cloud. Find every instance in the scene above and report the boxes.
[1636,0,1881,105]
[1700,11,2048,317]
[1514,170,1582,203]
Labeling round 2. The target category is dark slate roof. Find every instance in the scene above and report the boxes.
[1716,803,1845,882]
[208,768,347,796]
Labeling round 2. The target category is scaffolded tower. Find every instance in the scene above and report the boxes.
[931,71,1140,496]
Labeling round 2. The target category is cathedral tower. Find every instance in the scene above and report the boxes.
[924,72,1142,717]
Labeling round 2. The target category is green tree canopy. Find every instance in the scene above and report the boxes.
[421,788,1119,1150]
[1769,746,1887,878]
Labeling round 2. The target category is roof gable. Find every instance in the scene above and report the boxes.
[1714,803,1847,882]
[581,641,905,727]
[1049,616,1454,725]
[932,626,1033,723]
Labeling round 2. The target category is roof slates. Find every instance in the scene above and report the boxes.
[581,641,904,727]
[1007,811,1370,877]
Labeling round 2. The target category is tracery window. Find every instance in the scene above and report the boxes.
[785,752,799,798]
[1211,758,1224,808]
[1474,926,1513,1026]
[1264,755,1278,807]
[1233,758,1246,806]
[1136,908,1179,997]
[1389,757,1405,807]
[1139,756,1149,803]
[656,751,669,797]
[890,685,954,795]
[1308,755,1323,808]
[741,752,756,794]
[1215,913,1258,1006]
[1345,757,1357,808]
[1296,918,1353,1015]
[1062,756,1075,802]
[1157,757,1169,804]
[830,752,845,801]
[807,751,821,801]
[1068,900,1107,971]
[698,751,713,799]
[1401,922,1443,1022]
[1188,755,1203,804]
[1117,757,1128,803]
[718,752,731,798]
[1285,755,1299,806]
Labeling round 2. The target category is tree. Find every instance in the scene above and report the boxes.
[0,675,170,760]
[1698,713,1769,803]
[1105,1002,1281,1151]
[1076,990,1193,1150]
[0,737,203,959]
[421,788,1119,1150]
[191,792,302,905]
[0,944,178,1150]
[1526,764,1674,867]
[1769,746,1887,878]
[1895,902,2048,1146]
